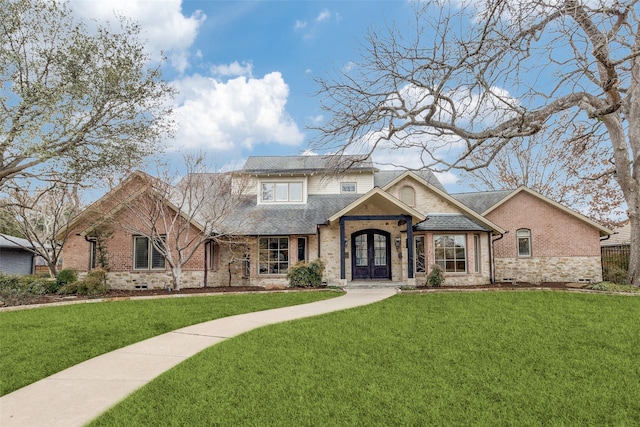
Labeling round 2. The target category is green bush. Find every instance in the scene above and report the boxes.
[59,268,108,296]
[0,274,45,306]
[56,269,78,287]
[602,266,629,285]
[427,264,445,287]
[287,259,325,288]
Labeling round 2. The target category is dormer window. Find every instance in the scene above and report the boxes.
[341,182,357,193]
[261,181,303,203]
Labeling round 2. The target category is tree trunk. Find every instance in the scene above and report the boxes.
[171,265,182,291]
[628,211,639,287]
[46,262,58,278]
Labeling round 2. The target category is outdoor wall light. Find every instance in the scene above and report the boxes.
[344,238,348,248]
[395,236,401,249]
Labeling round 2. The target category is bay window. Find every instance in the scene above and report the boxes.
[434,234,467,273]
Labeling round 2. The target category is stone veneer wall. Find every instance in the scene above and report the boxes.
[495,256,603,283]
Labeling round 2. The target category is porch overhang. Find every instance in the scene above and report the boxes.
[327,187,426,225]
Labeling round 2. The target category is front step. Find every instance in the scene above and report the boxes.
[345,280,405,289]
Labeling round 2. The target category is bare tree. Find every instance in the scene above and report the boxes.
[118,155,251,290]
[460,118,626,227]
[0,0,174,189]
[1,179,82,277]
[313,0,640,286]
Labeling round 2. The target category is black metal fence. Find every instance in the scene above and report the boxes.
[601,245,630,283]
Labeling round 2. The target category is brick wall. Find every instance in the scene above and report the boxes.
[487,191,603,283]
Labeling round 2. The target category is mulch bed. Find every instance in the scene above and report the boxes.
[3,282,589,309]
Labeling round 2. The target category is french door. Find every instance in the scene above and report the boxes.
[351,229,391,280]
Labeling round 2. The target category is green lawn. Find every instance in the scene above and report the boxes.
[0,291,341,396]
[91,292,640,426]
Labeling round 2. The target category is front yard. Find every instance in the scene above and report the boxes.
[0,291,341,395]
[90,292,640,426]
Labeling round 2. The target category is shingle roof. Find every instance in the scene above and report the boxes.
[242,155,376,174]
[373,170,447,193]
[0,234,37,249]
[450,190,514,214]
[414,214,490,232]
[219,194,362,235]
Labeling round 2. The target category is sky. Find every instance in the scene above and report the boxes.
[67,0,461,189]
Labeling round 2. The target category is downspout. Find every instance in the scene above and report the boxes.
[490,231,508,284]
[203,239,209,288]
[317,224,321,258]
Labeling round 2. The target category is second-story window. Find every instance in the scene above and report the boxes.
[341,182,357,193]
[262,182,303,202]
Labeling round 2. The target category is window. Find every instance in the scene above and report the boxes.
[243,248,251,278]
[134,236,165,270]
[434,235,466,273]
[262,182,303,202]
[415,236,425,273]
[341,182,357,193]
[473,235,480,273]
[400,186,415,207]
[297,237,307,263]
[517,229,531,257]
[259,237,289,274]
[206,241,218,271]
[89,240,97,271]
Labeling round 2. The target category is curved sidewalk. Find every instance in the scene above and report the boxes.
[1,288,396,427]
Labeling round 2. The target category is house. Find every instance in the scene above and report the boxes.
[0,234,36,276]
[61,155,612,289]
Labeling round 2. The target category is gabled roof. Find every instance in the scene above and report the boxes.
[466,186,613,237]
[374,170,446,193]
[380,171,505,234]
[415,214,490,232]
[241,155,376,175]
[327,187,426,225]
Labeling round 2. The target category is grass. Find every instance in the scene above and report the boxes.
[91,292,640,426]
[0,291,341,396]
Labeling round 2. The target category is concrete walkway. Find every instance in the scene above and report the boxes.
[0,288,396,427]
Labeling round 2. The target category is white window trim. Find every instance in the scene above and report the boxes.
[341,182,357,193]
[258,178,307,204]
[517,229,532,257]
[433,234,467,274]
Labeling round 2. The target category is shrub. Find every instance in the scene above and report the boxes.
[288,259,325,288]
[427,264,445,287]
[603,266,629,285]
[56,269,78,287]
[0,274,45,306]
[59,268,108,296]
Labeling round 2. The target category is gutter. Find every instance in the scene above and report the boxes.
[489,231,508,284]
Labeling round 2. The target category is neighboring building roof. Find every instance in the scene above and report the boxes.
[414,214,490,232]
[601,221,631,246]
[451,190,514,214]
[0,234,36,249]
[374,170,446,193]
[241,155,376,174]
[221,194,362,235]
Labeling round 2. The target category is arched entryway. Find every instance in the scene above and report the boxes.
[351,229,391,280]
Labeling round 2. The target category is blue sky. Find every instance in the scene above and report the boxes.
[69,0,459,187]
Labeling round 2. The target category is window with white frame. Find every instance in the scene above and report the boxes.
[341,182,357,193]
[133,236,165,270]
[262,182,303,202]
[415,236,425,273]
[517,229,531,257]
[474,235,481,273]
[259,237,289,274]
[434,234,466,273]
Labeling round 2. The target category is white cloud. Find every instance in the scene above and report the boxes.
[69,0,205,73]
[210,61,253,78]
[316,9,331,22]
[171,72,305,151]
[294,20,307,30]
